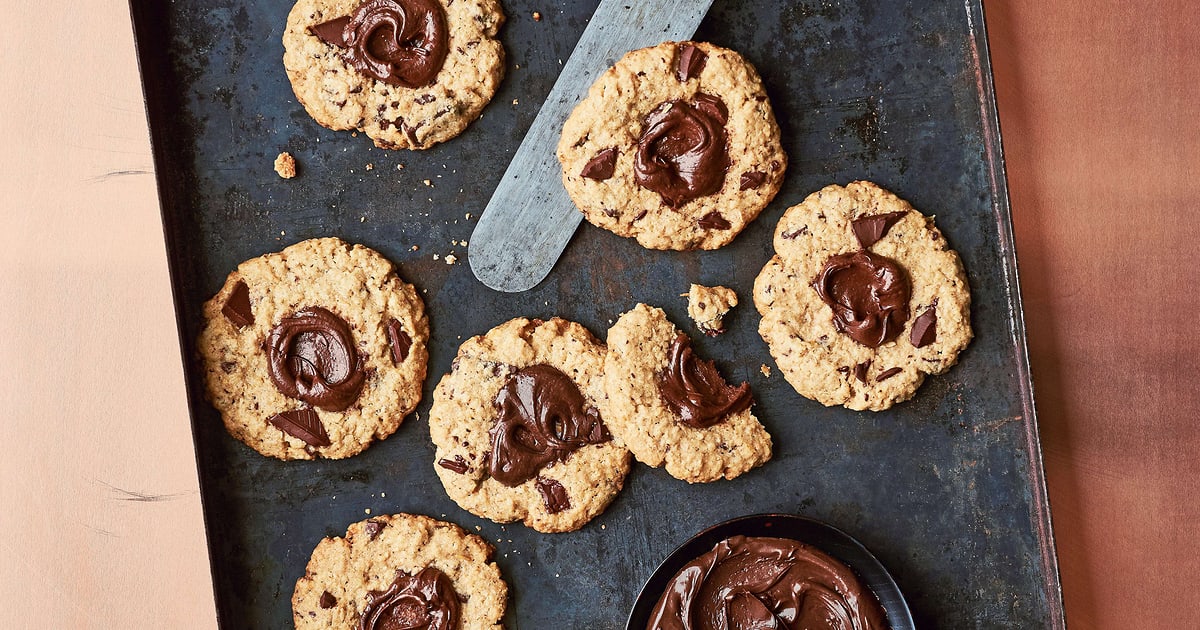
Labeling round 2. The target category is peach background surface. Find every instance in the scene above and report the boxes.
[1,1,1195,628]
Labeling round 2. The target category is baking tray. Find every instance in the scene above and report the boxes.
[130,0,1065,627]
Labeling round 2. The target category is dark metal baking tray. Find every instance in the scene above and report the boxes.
[130,0,1065,627]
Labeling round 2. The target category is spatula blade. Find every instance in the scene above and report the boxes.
[468,0,715,292]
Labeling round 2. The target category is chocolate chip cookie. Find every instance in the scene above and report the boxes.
[558,41,787,250]
[603,304,772,483]
[753,181,973,411]
[283,0,505,149]
[292,513,506,629]
[429,317,631,533]
[198,237,429,459]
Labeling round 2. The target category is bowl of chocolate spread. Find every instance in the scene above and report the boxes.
[626,514,914,630]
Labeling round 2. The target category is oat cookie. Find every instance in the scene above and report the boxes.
[293,513,506,629]
[283,0,505,150]
[429,317,631,533]
[198,237,429,460]
[753,181,972,411]
[557,41,786,250]
[685,284,738,336]
[603,304,772,483]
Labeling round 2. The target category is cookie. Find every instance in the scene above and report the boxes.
[292,513,506,629]
[198,237,429,460]
[603,304,772,483]
[429,317,631,533]
[557,41,786,250]
[283,0,505,150]
[685,283,738,336]
[753,181,972,411]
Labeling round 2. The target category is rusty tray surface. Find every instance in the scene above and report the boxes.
[130,0,1064,627]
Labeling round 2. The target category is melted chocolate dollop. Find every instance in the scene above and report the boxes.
[359,567,459,630]
[812,251,911,348]
[267,307,366,411]
[310,0,449,88]
[488,365,611,487]
[634,94,729,208]
[647,536,889,630]
[658,334,752,428]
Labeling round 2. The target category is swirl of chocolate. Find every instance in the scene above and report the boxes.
[647,536,889,630]
[267,307,366,412]
[634,94,729,208]
[359,567,459,630]
[658,335,751,428]
[311,0,449,88]
[812,251,911,348]
[488,364,610,487]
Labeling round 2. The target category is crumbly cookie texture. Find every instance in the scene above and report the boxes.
[274,151,298,178]
[429,317,631,533]
[198,237,429,459]
[293,513,506,629]
[557,41,786,250]
[283,0,505,150]
[753,181,973,411]
[686,284,738,336]
[603,304,772,483]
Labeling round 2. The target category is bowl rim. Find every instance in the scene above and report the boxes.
[624,512,915,630]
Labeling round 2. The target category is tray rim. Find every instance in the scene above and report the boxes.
[124,0,1066,626]
[968,1,1066,626]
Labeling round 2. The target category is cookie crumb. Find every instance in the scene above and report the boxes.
[760,364,771,377]
[274,152,297,179]
[532,11,542,21]
[433,254,440,260]
[686,284,738,336]
[365,163,374,171]
[445,254,458,265]
[397,164,405,170]
[364,508,372,515]
[512,98,519,105]
[423,179,432,186]
[411,245,419,251]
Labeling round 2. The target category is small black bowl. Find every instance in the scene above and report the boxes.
[625,513,914,630]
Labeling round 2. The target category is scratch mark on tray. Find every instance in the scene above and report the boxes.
[973,415,1022,434]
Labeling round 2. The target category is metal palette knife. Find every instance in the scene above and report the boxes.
[468,0,715,292]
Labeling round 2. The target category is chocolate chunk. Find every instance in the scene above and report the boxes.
[781,226,809,239]
[675,43,708,82]
[364,519,385,540]
[309,16,350,46]
[319,591,337,609]
[535,477,571,514]
[580,147,618,181]
[267,408,331,448]
[658,334,752,428]
[853,361,871,384]
[739,171,767,190]
[385,318,412,364]
[221,280,254,328]
[876,367,902,382]
[910,305,938,348]
[438,455,469,474]
[851,211,908,249]
[697,212,731,230]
